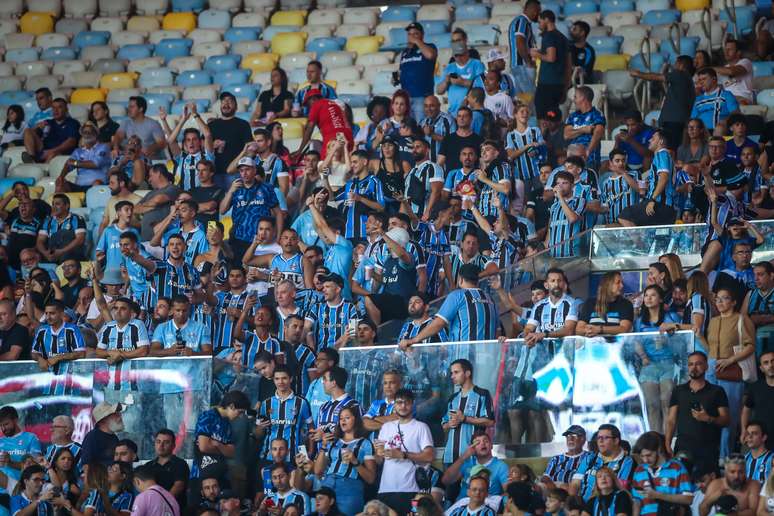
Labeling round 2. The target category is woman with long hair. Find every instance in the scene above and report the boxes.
[677,118,709,167]
[88,102,119,144]
[660,270,713,339]
[370,137,409,215]
[582,467,632,516]
[659,253,685,283]
[314,406,376,515]
[646,262,673,306]
[252,67,293,126]
[506,103,545,192]
[576,271,634,337]
[46,447,81,504]
[372,90,414,164]
[1,105,25,150]
[634,285,680,432]
[266,121,291,167]
[706,287,756,458]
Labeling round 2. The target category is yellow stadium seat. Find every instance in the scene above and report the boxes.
[162,12,196,33]
[220,216,233,240]
[345,36,384,56]
[676,0,710,10]
[99,72,138,90]
[275,117,306,139]
[20,12,55,35]
[594,54,629,72]
[47,192,85,208]
[241,52,279,73]
[71,88,107,104]
[271,32,308,56]
[127,15,160,32]
[3,186,42,212]
[54,261,94,283]
[270,10,307,27]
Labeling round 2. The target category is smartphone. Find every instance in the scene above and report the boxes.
[207,221,217,232]
[449,72,459,79]
[298,444,308,460]
[690,402,702,411]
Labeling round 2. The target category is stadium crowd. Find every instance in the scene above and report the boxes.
[3,0,774,515]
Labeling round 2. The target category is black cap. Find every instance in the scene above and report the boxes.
[562,424,586,437]
[405,22,424,33]
[314,487,336,499]
[321,273,344,288]
[458,263,481,282]
[357,318,378,332]
[728,217,745,226]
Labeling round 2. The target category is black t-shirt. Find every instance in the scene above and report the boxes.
[148,455,190,509]
[7,216,43,269]
[579,296,634,327]
[586,491,632,515]
[526,187,550,231]
[257,89,293,116]
[439,132,483,171]
[208,117,253,176]
[538,30,568,85]
[7,199,51,221]
[660,70,694,124]
[191,185,225,226]
[710,159,741,187]
[80,428,119,466]
[669,381,728,449]
[570,43,595,83]
[0,323,31,360]
[743,379,774,440]
[61,277,88,309]
[97,119,120,144]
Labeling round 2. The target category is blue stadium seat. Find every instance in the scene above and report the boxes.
[387,28,409,49]
[176,70,212,86]
[636,0,671,11]
[589,36,623,55]
[426,32,452,48]
[758,89,774,109]
[465,24,500,45]
[600,0,635,16]
[204,54,242,73]
[540,1,563,15]
[0,91,33,106]
[227,83,259,102]
[337,93,369,108]
[629,52,666,72]
[172,0,206,12]
[421,20,449,35]
[753,61,774,77]
[41,47,78,61]
[287,68,307,84]
[154,38,194,63]
[455,4,490,20]
[380,6,416,23]
[5,48,39,64]
[225,27,262,43]
[564,0,599,15]
[73,31,112,49]
[215,69,251,86]
[198,10,231,30]
[306,37,346,54]
[719,5,756,36]
[171,98,209,114]
[262,25,300,42]
[660,36,700,63]
[642,9,680,25]
[86,185,112,209]
[117,44,155,61]
[137,67,175,88]
[144,93,176,115]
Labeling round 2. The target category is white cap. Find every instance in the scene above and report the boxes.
[237,157,256,168]
[486,48,506,63]
[92,402,121,424]
[385,227,410,257]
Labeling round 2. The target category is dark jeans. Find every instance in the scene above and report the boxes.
[378,492,416,515]
[534,83,565,119]
[660,121,685,151]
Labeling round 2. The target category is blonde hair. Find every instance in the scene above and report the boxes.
[591,467,625,498]
[687,271,712,302]
[595,271,622,320]
[659,253,685,282]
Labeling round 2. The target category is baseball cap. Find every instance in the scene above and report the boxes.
[486,48,506,63]
[469,465,491,479]
[405,22,424,33]
[562,424,586,437]
[101,268,123,286]
[458,263,481,283]
[303,88,322,105]
[237,156,256,168]
[728,217,745,226]
[92,402,122,424]
[320,273,344,288]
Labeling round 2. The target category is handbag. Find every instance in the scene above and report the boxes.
[734,315,758,383]
[397,422,432,492]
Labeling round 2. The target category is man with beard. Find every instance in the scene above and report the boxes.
[741,351,774,445]
[281,313,316,397]
[699,454,759,515]
[522,267,578,345]
[58,259,88,309]
[81,402,124,472]
[404,137,443,221]
[208,92,253,185]
[207,265,251,352]
[398,293,449,344]
[0,406,42,469]
[666,351,730,472]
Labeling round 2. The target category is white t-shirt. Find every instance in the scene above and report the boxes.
[87,294,114,321]
[484,92,514,121]
[722,58,753,102]
[247,242,282,297]
[760,483,774,514]
[444,496,503,515]
[377,418,433,494]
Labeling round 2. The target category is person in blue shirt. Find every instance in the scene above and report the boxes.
[304,273,361,350]
[508,0,540,93]
[96,201,138,272]
[619,130,678,227]
[31,300,86,376]
[160,103,215,191]
[436,29,486,115]
[219,156,281,261]
[563,86,606,170]
[615,110,655,172]
[55,122,111,192]
[293,61,337,118]
[25,88,53,130]
[691,67,740,134]
[570,423,635,502]
[150,295,213,357]
[441,431,509,501]
[10,465,57,516]
[398,23,439,122]
[631,431,694,515]
[305,200,354,301]
[326,150,385,240]
[36,193,87,263]
[23,98,79,165]
[0,407,42,469]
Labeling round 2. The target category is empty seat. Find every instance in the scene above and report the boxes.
[171,0,206,12]
[5,48,39,64]
[381,5,416,23]
[91,59,125,73]
[371,70,398,96]
[149,30,186,44]
[28,0,62,17]
[334,24,370,38]
[99,72,137,90]
[214,69,251,86]
[464,24,500,45]
[225,27,261,43]
[277,52,313,70]
[325,65,361,81]
[167,56,201,73]
[189,29,221,45]
[629,51,666,72]
[456,4,490,21]
[318,50,354,68]
[204,54,241,73]
[192,42,229,58]
[594,53,629,71]
[20,12,55,35]
[106,87,141,103]
[55,18,90,36]
[176,70,211,86]
[55,60,88,76]
[642,9,681,25]
[241,52,279,72]
[154,38,194,63]
[621,37,655,56]
[127,57,165,74]
[180,85,216,102]
[425,32,451,48]
[99,0,131,16]
[308,9,341,26]
[262,25,301,42]
[287,67,307,84]
[40,47,78,61]
[81,46,116,63]
[250,70,271,85]
[90,17,123,34]
[272,32,308,56]
[36,33,71,50]
[162,12,197,33]
[231,40,271,56]
[604,69,636,106]
[0,0,22,19]
[15,61,51,77]
[138,67,175,88]
[417,5,451,22]
[636,0,671,10]
[117,44,155,61]
[375,22,409,45]
[136,0,168,15]
[231,12,267,28]
[343,8,379,27]
[589,36,623,54]
[71,88,106,104]
[565,0,599,15]
[719,5,755,36]
[243,0,275,10]
[226,83,258,101]
[73,30,111,49]
[62,70,101,87]
[26,75,61,91]
[127,16,160,32]
[758,89,774,110]
[676,0,710,9]
[661,36,700,62]
[143,93,175,115]
[0,77,24,91]
[9,165,46,181]
[600,0,635,15]
[4,34,35,51]
[345,35,383,55]
[612,23,649,41]
[306,36,345,54]
[753,61,774,77]
[270,10,307,26]
[198,9,231,30]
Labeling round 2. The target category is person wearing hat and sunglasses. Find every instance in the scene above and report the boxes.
[56,121,112,193]
[542,425,593,490]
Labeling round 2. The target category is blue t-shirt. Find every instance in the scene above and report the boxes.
[619,125,656,168]
[399,44,438,98]
[0,432,42,463]
[436,288,498,342]
[458,457,510,499]
[646,149,676,207]
[71,143,112,186]
[97,225,140,271]
[229,182,278,243]
[151,319,211,352]
[566,107,606,164]
[323,235,353,300]
[11,494,53,516]
[192,408,233,479]
[442,58,486,115]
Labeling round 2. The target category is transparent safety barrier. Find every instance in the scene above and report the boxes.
[590,220,774,271]
[0,357,212,460]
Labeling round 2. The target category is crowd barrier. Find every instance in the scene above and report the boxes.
[1,331,696,460]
